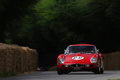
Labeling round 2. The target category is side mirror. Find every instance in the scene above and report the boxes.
[64,49,69,54]
[64,49,66,54]
[64,49,66,52]
[97,49,99,53]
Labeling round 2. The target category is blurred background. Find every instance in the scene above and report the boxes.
[1,0,120,69]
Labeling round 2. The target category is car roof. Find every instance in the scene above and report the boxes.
[69,44,95,46]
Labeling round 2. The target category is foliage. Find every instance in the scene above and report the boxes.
[1,0,120,67]
[0,0,38,42]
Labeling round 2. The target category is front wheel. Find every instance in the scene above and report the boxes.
[57,68,63,75]
[64,70,69,74]
[100,67,104,74]
[94,67,100,74]
[94,67,104,74]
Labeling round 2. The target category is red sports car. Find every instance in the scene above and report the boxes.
[57,44,104,74]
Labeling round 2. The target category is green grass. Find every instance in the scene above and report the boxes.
[108,79,120,80]
[0,72,16,77]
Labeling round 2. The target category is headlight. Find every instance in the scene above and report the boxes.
[90,57,97,63]
[59,58,65,64]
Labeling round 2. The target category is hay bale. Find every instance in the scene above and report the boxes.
[0,43,38,75]
[104,52,120,70]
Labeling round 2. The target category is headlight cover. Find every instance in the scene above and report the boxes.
[59,58,65,64]
[90,57,97,63]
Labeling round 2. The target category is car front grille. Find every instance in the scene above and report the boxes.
[70,64,84,67]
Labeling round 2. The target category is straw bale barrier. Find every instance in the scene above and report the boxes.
[103,52,120,70]
[0,43,38,75]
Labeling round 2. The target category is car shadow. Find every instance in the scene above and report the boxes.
[68,71,112,75]
[69,72,94,75]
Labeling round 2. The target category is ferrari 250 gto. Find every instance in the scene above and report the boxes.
[57,44,104,74]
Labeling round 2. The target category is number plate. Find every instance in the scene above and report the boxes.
[74,67,81,70]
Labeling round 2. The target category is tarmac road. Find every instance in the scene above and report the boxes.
[0,71,120,80]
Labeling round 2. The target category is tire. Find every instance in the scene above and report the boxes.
[57,68,63,75]
[94,58,104,74]
[64,70,69,74]
[100,67,104,74]
[94,67,101,74]
[94,67,104,74]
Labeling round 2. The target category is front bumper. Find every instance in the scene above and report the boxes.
[57,63,99,71]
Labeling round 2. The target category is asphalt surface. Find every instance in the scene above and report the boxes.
[0,71,120,80]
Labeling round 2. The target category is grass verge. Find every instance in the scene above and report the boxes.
[0,72,16,77]
[108,79,120,80]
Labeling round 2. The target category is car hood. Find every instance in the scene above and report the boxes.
[64,53,98,64]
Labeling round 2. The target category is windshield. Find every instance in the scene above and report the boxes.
[65,46,97,54]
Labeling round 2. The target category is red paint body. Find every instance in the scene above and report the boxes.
[57,44,104,74]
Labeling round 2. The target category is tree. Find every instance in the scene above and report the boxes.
[3,0,120,67]
[0,0,38,42]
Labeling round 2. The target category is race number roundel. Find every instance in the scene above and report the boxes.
[72,56,84,60]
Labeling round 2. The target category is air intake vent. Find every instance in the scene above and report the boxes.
[70,64,84,67]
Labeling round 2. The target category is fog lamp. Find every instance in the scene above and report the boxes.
[65,64,69,67]
[85,64,90,67]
